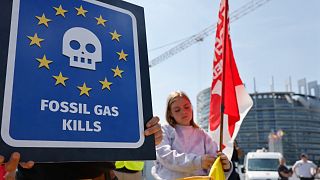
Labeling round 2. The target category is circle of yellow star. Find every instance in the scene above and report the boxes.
[95,15,107,26]
[77,83,92,96]
[37,54,52,69]
[27,33,44,47]
[75,5,88,17]
[99,78,113,91]
[35,14,52,27]
[111,66,124,78]
[110,30,121,42]
[53,5,68,17]
[53,72,69,86]
[117,50,128,61]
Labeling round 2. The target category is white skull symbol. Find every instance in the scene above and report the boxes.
[63,27,102,70]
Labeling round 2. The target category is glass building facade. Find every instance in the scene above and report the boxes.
[197,88,320,165]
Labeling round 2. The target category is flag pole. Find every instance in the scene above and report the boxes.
[219,0,229,152]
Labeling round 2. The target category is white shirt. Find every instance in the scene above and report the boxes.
[293,160,317,178]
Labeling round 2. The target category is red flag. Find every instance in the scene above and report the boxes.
[209,0,253,159]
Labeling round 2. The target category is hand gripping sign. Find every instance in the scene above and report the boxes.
[0,0,154,162]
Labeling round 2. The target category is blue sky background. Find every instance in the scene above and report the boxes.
[123,0,320,123]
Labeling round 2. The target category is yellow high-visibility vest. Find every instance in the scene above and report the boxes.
[115,161,144,171]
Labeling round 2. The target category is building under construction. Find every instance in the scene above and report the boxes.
[197,79,320,165]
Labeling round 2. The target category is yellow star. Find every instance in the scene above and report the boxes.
[110,30,121,42]
[111,66,124,78]
[35,14,52,27]
[116,49,128,61]
[99,78,113,91]
[77,83,92,96]
[36,55,52,69]
[95,15,107,26]
[53,72,69,86]
[53,5,68,17]
[27,33,44,47]
[75,5,88,17]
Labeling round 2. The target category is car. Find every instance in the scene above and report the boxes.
[242,149,282,180]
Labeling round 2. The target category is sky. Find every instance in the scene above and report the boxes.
[123,0,320,123]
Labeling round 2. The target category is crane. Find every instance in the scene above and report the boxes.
[148,0,272,68]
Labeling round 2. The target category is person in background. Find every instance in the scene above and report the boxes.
[278,157,292,180]
[114,161,144,180]
[151,91,232,180]
[0,116,162,180]
[228,140,243,180]
[293,153,317,180]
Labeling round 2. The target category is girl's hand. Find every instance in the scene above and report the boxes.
[0,152,34,180]
[201,154,215,170]
[217,152,231,172]
[144,116,163,146]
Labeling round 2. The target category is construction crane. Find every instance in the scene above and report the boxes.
[149,0,272,68]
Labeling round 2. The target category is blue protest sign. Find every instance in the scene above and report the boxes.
[0,0,154,162]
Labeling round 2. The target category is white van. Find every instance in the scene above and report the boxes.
[242,149,282,180]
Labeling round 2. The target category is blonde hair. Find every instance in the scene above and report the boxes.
[165,91,199,128]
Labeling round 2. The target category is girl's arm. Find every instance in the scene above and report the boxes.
[156,126,202,173]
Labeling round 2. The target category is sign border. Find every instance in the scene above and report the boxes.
[2,0,145,149]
